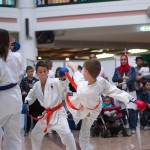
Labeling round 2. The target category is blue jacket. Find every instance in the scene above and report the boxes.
[112,66,136,92]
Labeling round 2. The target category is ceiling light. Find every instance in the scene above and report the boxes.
[91,49,103,53]
[96,53,114,59]
[37,56,42,60]
[140,26,150,31]
[65,57,70,61]
[128,49,149,54]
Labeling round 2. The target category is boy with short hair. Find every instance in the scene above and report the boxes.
[66,59,145,150]
[25,61,76,150]
[20,66,44,134]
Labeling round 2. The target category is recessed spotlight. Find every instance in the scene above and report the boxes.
[37,56,42,60]
[65,58,70,61]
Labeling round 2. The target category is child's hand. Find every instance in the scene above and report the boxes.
[22,91,27,96]
[123,76,129,80]
[67,62,74,68]
[147,104,150,108]
[118,82,124,87]
[26,104,29,111]
[67,62,78,72]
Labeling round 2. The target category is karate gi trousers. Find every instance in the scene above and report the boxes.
[79,117,94,150]
[31,113,77,150]
[0,112,21,150]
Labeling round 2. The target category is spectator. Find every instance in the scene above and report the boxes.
[134,56,150,99]
[112,54,137,134]
[102,96,117,117]
[89,53,109,81]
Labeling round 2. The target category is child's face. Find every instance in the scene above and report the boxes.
[145,82,150,91]
[104,98,111,105]
[27,69,34,78]
[36,66,48,82]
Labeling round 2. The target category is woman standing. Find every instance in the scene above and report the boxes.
[112,54,137,134]
[0,29,22,150]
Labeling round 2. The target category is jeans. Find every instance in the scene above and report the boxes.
[128,109,137,130]
[140,109,149,127]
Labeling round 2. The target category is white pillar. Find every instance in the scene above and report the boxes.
[18,0,37,69]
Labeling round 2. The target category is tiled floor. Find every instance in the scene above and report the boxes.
[1,127,150,150]
[20,127,150,150]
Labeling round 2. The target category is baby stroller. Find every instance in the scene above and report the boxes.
[90,101,132,138]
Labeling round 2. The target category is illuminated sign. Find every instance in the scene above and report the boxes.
[140,26,150,31]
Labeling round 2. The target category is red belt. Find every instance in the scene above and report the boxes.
[65,72,100,110]
[31,103,62,133]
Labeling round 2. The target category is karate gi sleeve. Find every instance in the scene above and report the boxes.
[72,71,85,84]
[98,78,132,105]
[55,78,69,91]
[25,86,37,105]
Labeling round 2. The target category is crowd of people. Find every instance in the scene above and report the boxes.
[0,28,149,150]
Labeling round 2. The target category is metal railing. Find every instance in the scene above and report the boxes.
[0,0,16,7]
[36,0,121,7]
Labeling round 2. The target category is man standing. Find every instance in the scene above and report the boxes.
[89,53,109,81]
[135,56,150,99]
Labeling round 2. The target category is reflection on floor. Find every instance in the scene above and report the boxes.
[20,127,150,150]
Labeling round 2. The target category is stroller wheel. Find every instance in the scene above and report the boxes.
[90,126,100,137]
[122,128,132,137]
[101,128,110,138]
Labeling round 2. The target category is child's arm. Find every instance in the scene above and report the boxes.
[98,78,146,111]
[99,78,131,104]
[138,68,142,75]
[25,85,37,106]
[67,62,78,73]
[67,62,85,84]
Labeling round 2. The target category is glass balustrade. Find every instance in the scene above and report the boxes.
[36,0,121,7]
[0,0,16,7]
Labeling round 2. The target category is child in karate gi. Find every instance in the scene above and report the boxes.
[66,59,146,150]
[0,29,22,150]
[25,61,76,150]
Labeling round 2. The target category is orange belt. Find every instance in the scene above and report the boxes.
[31,103,62,133]
[65,72,100,110]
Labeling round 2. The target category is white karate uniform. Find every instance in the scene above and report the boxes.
[25,77,76,150]
[0,51,22,150]
[66,72,134,150]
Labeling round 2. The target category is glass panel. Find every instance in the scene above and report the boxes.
[36,0,121,6]
[0,0,15,6]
